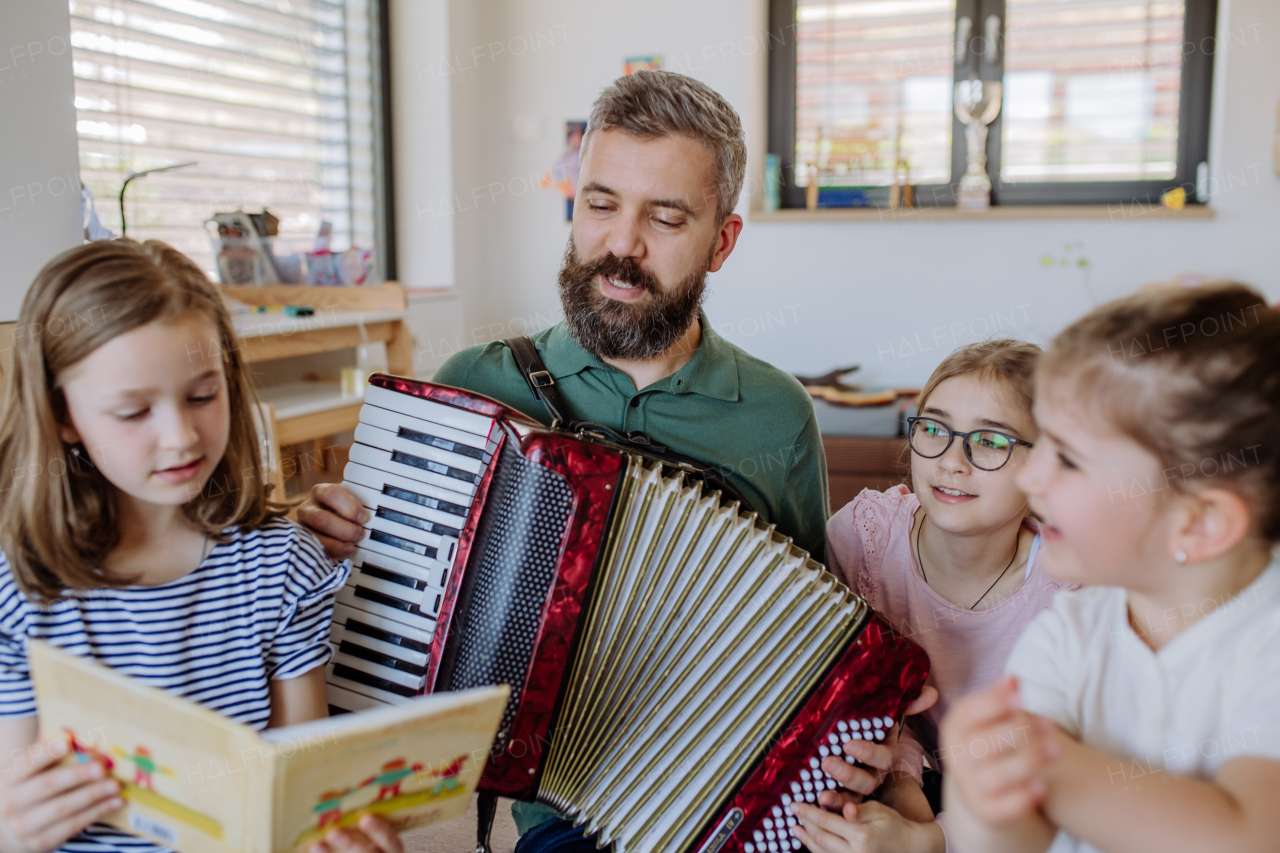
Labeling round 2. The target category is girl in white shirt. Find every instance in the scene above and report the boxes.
[940,283,1280,853]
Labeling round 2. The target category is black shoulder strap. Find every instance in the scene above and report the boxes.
[502,335,569,428]
[501,336,758,514]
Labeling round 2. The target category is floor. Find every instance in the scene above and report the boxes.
[403,795,521,853]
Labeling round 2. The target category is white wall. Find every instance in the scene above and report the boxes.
[0,0,83,322]
[390,0,454,291]
[402,0,1280,383]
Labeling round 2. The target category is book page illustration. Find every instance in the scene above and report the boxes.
[271,687,507,851]
[66,731,223,840]
[293,754,469,847]
[30,642,259,853]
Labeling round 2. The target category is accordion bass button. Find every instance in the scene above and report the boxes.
[744,845,754,853]
[837,720,848,732]
[819,745,829,757]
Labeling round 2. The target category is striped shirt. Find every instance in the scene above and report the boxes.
[0,517,349,853]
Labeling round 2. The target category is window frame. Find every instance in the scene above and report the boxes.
[767,0,1218,209]
[72,0,396,278]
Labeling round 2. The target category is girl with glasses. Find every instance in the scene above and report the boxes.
[942,284,1280,853]
[791,339,1077,853]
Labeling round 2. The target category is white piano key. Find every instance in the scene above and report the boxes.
[332,624,429,669]
[359,401,497,454]
[353,548,449,589]
[364,384,498,438]
[360,527,454,574]
[327,683,389,712]
[337,585,438,634]
[348,443,478,498]
[332,603,434,649]
[332,651,424,690]
[354,423,487,476]
[349,571,446,617]
[362,510,451,555]
[345,481,466,535]
[343,461,477,518]
[355,538,451,582]
[326,666,416,705]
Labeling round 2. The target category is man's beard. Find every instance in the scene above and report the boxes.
[556,236,712,361]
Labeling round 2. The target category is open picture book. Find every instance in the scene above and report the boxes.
[28,640,508,853]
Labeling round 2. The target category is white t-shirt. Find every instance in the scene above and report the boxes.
[1005,558,1280,853]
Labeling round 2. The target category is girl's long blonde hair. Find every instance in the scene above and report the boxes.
[0,239,282,602]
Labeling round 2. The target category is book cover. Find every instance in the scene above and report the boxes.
[28,640,507,853]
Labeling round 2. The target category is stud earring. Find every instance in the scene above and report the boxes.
[1175,550,1188,564]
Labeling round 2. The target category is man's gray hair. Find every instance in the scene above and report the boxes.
[585,71,747,223]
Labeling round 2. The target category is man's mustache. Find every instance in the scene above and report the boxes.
[582,253,659,293]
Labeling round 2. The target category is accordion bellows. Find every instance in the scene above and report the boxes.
[326,375,929,853]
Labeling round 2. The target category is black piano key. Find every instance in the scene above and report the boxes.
[369,529,436,560]
[359,560,430,591]
[355,584,429,617]
[396,426,486,461]
[390,449,480,485]
[382,484,469,518]
[339,640,428,677]
[374,506,457,538]
[344,617,432,654]
[331,664,418,698]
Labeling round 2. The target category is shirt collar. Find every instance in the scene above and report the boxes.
[541,311,740,402]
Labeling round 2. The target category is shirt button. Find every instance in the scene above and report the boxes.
[630,397,639,408]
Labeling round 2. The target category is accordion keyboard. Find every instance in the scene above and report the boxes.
[326,385,500,713]
[744,716,894,853]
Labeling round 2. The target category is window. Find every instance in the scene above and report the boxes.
[768,0,1216,208]
[72,0,391,276]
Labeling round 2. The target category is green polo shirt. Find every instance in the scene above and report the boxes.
[431,312,829,835]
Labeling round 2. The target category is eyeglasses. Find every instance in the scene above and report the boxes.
[906,416,1034,472]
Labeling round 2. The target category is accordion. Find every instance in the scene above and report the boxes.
[326,374,930,853]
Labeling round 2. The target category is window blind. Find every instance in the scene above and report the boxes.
[795,0,957,187]
[1002,0,1185,183]
[71,0,379,276]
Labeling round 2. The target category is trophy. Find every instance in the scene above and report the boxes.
[954,79,1003,210]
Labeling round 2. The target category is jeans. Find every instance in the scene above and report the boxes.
[512,818,612,853]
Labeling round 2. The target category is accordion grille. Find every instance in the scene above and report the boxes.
[538,459,868,853]
[435,440,575,747]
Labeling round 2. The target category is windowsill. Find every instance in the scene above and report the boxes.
[749,205,1216,223]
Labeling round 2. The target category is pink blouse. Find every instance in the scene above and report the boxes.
[826,485,1075,781]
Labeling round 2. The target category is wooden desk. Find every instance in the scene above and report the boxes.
[226,283,412,494]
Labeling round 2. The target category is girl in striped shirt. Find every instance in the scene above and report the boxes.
[0,241,398,853]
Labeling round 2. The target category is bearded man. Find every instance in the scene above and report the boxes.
[299,71,850,850]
